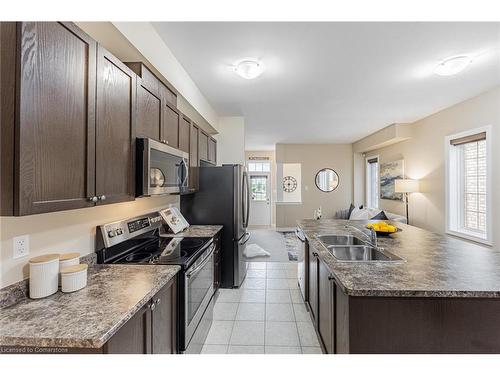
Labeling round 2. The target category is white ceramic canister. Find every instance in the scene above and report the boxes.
[29,253,60,299]
[58,252,80,285]
[61,264,88,293]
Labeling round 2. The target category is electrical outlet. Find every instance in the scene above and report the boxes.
[13,235,30,259]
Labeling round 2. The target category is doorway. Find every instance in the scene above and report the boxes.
[248,173,271,226]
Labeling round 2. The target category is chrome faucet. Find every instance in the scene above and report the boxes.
[344,225,378,248]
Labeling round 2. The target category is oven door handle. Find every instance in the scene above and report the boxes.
[186,245,215,278]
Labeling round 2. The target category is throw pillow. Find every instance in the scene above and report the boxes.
[347,203,355,218]
[349,207,371,220]
[371,210,389,220]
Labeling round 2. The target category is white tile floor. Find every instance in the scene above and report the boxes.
[202,262,323,354]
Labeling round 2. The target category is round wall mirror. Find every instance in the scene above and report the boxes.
[315,168,339,192]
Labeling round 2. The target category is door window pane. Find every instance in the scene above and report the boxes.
[250,176,268,201]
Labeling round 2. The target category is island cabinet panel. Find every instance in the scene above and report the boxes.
[307,246,319,323]
[162,101,180,148]
[104,277,178,354]
[8,22,97,215]
[208,137,217,164]
[199,131,209,162]
[104,304,152,354]
[318,259,334,354]
[179,115,191,153]
[189,123,200,192]
[95,46,136,205]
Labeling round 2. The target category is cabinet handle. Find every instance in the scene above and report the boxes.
[155,298,161,306]
[88,196,98,203]
[99,195,106,201]
[149,302,156,311]
[328,275,334,281]
[312,252,318,257]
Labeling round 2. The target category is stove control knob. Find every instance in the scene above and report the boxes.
[116,228,123,235]
[108,230,116,238]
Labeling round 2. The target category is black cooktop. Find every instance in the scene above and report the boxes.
[111,236,212,268]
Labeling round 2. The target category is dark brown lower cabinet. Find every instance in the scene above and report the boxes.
[213,232,222,291]
[318,259,334,354]
[103,277,178,354]
[307,246,318,323]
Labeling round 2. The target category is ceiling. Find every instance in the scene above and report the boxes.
[152,22,500,150]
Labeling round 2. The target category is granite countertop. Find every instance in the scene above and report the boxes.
[161,224,223,238]
[0,264,180,349]
[297,219,500,298]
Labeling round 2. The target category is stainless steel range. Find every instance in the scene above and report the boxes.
[95,211,215,354]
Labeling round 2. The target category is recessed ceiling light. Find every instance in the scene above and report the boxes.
[434,55,473,76]
[233,59,264,80]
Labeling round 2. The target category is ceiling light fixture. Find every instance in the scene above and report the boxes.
[233,59,264,80]
[434,55,473,76]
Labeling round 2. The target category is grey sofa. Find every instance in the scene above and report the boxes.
[335,207,407,224]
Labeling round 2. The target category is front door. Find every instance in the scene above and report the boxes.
[248,173,271,226]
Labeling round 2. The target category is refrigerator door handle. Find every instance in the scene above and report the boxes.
[242,170,250,228]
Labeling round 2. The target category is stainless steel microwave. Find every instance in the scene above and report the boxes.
[136,138,189,196]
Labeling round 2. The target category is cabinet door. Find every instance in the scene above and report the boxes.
[162,102,179,148]
[208,137,217,164]
[136,77,162,140]
[95,46,136,205]
[308,247,318,324]
[179,115,191,153]
[16,22,97,215]
[189,123,200,191]
[199,131,209,161]
[104,304,152,354]
[318,259,334,353]
[151,278,178,354]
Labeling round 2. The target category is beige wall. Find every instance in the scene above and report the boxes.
[363,87,500,246]
[275,144,353,228]
[245,150,277,226]
[0,196,178,288]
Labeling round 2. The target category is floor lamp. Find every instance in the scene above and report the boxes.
[395,179,420,225]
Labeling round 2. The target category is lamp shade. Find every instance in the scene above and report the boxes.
[395,179,420,193]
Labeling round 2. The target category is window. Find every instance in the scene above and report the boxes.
[366,156,379,208]
[446,126,491,245]
[250,175,268,201]
[247,161,270,172]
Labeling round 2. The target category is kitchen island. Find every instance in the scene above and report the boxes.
[297,219,500,354]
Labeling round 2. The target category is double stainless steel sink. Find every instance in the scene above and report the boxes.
[317,234,404,262]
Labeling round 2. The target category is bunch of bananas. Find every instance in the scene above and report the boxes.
[366,221,398,233]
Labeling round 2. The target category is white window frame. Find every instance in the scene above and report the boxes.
[445,125,492,246]
[365,155,379,209]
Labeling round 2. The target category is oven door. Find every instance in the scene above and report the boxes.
[137,138,189,196]
[185,242,215,345]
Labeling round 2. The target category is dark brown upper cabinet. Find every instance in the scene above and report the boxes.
[95,46,136,205]
[1,22,97,215]
[179,115,191,154]
[162,100,179,148]
[189,123,200,192]
[0,22,137,216]
[198,130,209,162]
[208,137,217,164]
[125,63,162,141]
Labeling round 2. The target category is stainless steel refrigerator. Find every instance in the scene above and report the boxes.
[180,164,250,288]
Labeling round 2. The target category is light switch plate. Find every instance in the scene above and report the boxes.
[13,235,30,259]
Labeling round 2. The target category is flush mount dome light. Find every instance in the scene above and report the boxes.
[434,55,473,76]
[233,59,264,79]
